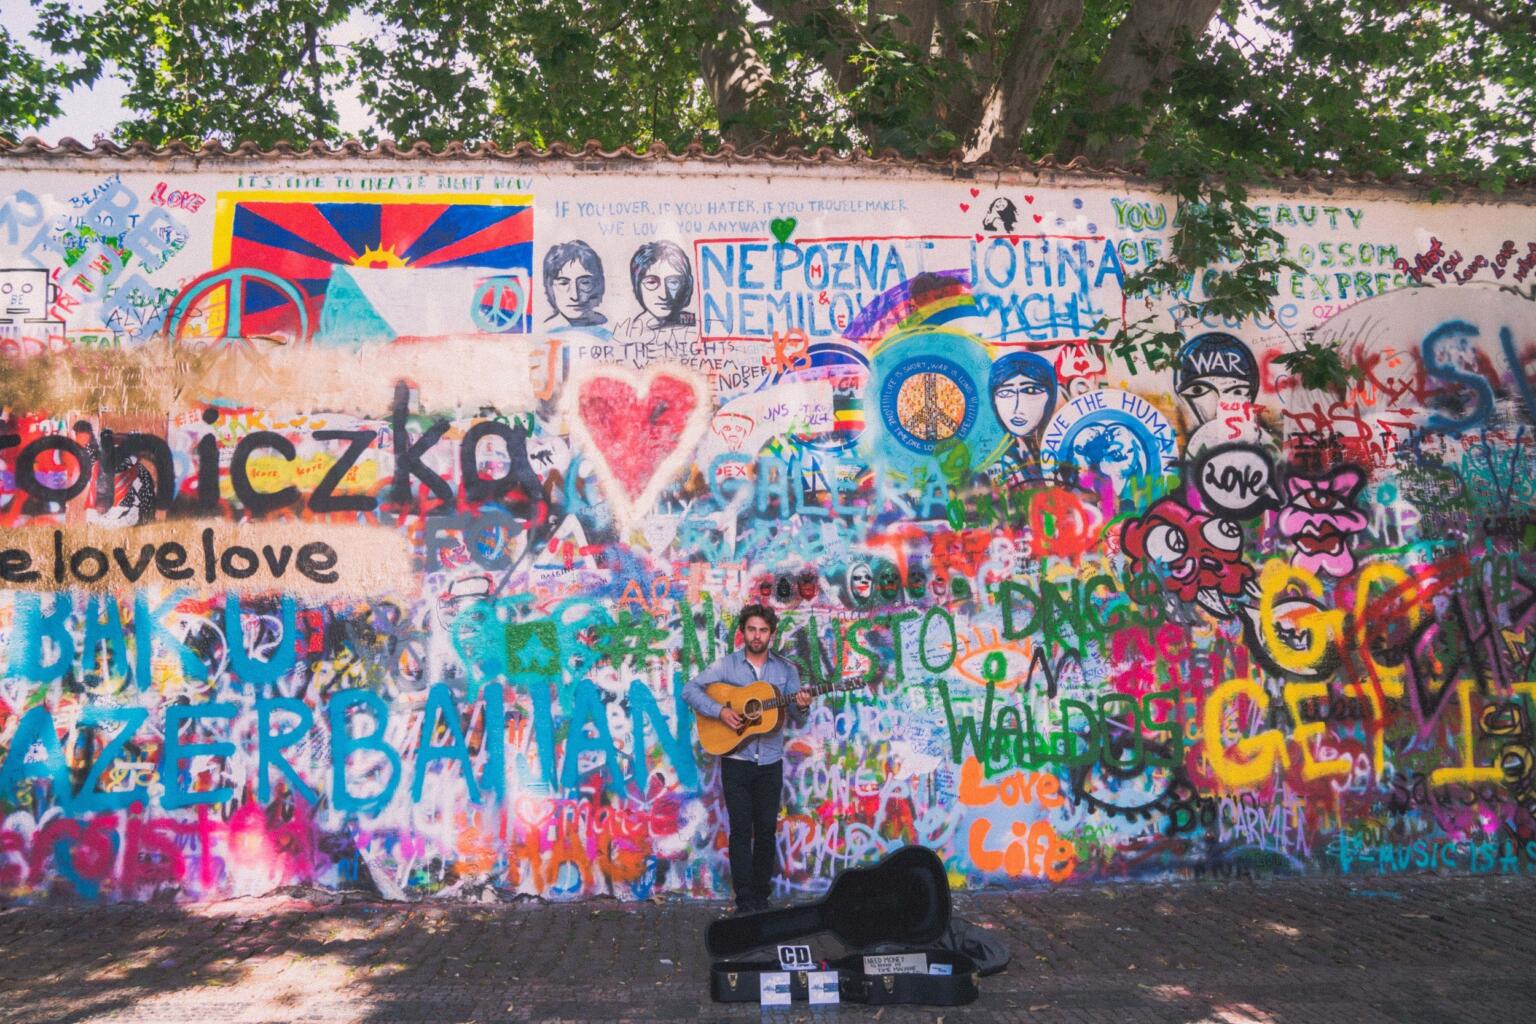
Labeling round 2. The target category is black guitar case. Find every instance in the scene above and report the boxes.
[707,845,980,1006]
[706,845,950,957]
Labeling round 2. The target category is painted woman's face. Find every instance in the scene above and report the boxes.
[992,373,1051,438]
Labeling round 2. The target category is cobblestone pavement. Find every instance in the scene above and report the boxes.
[1,874,1532,1024]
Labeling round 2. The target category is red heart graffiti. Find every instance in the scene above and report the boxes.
[960,203,970,212]
[1024,195,1035,204]
[577,371,703,507]
[969,188,980,197]
[1033,214,1043,223]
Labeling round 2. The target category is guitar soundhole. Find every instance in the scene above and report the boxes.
[742,699,762,721]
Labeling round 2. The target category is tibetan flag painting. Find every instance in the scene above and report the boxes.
[210,192,533,342]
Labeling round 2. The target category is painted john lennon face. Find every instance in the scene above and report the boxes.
[992,373,1052,438]
[549,258,601,322]
[639,255,690,323]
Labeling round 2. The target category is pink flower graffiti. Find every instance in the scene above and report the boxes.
[1278,467,1369,577]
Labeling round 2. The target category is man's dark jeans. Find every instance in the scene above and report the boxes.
[720,757,784,906]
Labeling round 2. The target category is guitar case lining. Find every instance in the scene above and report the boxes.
[709,950,982,1006]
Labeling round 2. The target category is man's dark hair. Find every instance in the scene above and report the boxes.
[737,603,779,634]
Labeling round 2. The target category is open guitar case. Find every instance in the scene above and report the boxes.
[706,845,1008,1006]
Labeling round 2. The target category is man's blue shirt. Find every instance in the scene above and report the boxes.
[683,649,806,765]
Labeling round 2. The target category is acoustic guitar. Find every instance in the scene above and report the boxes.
[696,675,868,756]
[706,845,951,956]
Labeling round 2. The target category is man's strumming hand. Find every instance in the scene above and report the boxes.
[720,707,744,730]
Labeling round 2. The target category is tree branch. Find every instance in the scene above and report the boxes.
[304,19,326,131]
[1054,0,1222,164]
[929,0,1001,127]
[963,0,1084,160]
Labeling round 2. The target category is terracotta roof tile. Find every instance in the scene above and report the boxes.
[1,136,1531,196]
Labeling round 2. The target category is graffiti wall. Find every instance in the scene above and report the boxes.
[2,151,1535,903]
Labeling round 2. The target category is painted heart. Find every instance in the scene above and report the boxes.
[770,217,797,243]
[975,233,985,242]
[960,203,970,212]
[969,188,980,197]
[571,367,709,528]
[1033,214,1043,223]
[1024,195,1035,204]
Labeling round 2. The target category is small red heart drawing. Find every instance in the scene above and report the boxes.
[1033,214,1043,223]
[1024,195,1035,204]
[975,234,985,242]
[571,366,709,530]
[969,188,980,197]
[960,203,970,212]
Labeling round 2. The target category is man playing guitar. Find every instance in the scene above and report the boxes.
[684,603,812,913]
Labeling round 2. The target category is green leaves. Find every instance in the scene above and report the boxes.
[357,0,730,150]
[1272,339,1367,394]
[9,0,1532,185]
[1169,0,1536,191]
[29,0,354,147]
[1115,126,1301,341]
[0,26,64,140]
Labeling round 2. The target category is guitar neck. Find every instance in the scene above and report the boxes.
[763,676,866,710]
[707,900,828,957]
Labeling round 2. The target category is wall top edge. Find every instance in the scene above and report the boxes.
[3,136,1533,202]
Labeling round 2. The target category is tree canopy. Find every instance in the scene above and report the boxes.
[5,1,1534,340]
[4,1,1530,182]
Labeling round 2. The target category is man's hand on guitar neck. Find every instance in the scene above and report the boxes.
[793,690,812,710]
[719,707,745,730]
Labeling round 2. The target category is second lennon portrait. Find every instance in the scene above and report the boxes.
[630,241,697,329]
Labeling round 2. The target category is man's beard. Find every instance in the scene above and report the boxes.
[745,638,769,655]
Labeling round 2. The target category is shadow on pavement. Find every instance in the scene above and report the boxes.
[3,876,1536,1023]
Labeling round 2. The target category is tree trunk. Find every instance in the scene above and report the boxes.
[1055,0,1222,164]
[928,0,997,130]
[963,0,1085,160]
[700,3,778,149]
